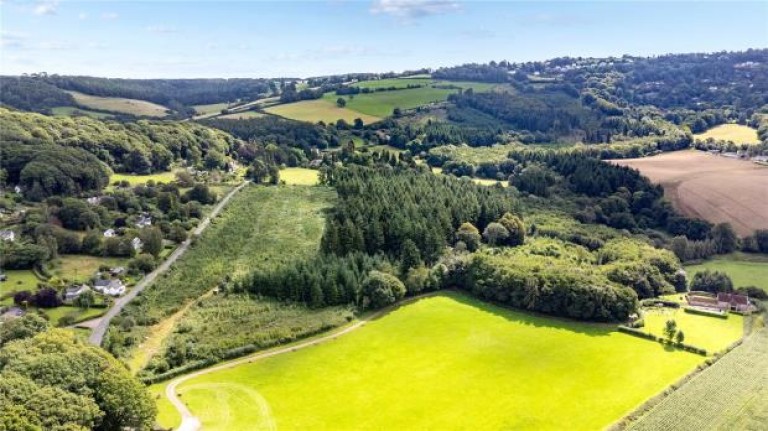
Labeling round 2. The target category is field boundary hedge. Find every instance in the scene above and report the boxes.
[617,326,707,356]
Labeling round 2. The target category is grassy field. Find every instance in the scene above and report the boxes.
[49,255,128,283]
[693,123,760,144]
[192,102,230,117]
[323,86,458,118]
[629,325,768,431]
[165,291,702,431]
[641,303,744,353]
[66,91,169,117]
[265,99,381,124]
[109,170,177,187]
[684,253,768,292]
[352,77,433,89]
[50,106,114,119]
[38,306,106,327]
[0,270,42,305]
[430,143,520,165]
[281,167,319,185]
[216,111,266,120]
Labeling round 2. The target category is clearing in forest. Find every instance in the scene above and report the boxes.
[65,90,169,117]
[281,167,319,185]
[693,123,760,144]
[165,291,702,431]
[614,150,768,236]
[264,99,381,124]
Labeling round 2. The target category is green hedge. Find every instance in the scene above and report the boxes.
[683,306,728,319]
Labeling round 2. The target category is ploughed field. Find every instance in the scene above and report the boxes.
[164,291,702,430]
[614,150,768,236]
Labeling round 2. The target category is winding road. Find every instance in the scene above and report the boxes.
[165,293,437,431]
[87,181,249,346]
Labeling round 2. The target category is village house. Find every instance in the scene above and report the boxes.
[0,230,15,242]
[136,214,152,228]
[716,292,754,313]
[131,237,143,252]
[110,267,126,276]
[63,284,91,303]
[93,278,126,296]
[103,228,116,238]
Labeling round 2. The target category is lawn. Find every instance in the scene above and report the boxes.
[265,99,381,124]
[0,270,42,304]
[109,170,178,187]
[49,255,128,283]
[641,304,744,353]
[50,106,114,119]
[66,91,169,117]
[281,167,319,185]
[693,123,760,144]
[684,252,768,292]
[167,291,702,431]
[37,306,106,327]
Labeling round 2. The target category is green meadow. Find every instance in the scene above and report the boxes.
[684,252,768,292]
[280,167,319,186]
[166,291,702,431]
[641,303,744,353]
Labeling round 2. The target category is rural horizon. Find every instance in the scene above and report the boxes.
[1,1,767,431]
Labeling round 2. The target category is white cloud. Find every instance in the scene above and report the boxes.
[33,0,58,16]
[101,12,119,20]
[370,0,460,21]
[0,31,26,49]
[37,40,75,50]
[78,12,88,20]
[145,25,177,34]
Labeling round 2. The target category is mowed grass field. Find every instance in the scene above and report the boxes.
[167,292,702,431]
[281,167,319,185]
[685,252,768,292]
[614,150,768,236]
[265,99,382,124]
[0,270,41,305]
[66,91,169,117]
[693,123,760,144]
[642,304,744,353]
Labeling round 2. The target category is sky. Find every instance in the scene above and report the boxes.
[1,0,767,79]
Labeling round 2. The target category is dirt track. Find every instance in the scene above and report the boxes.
[613,151,768,236]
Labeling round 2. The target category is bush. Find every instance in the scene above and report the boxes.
[690,270,733,293]
[362,270,406,309]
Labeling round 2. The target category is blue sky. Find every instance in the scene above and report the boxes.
[2,1,767,78]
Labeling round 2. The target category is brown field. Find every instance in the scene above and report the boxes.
[614,150,768,236]
[66,91,169,117]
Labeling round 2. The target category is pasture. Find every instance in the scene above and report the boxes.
[192,102,230,118]
[50,106,114,119]
[280,167,319,185]
[167,291,702,431]
[0,270,41,305]
[693,123,760,144]
[66,91,169,117]
[216,111,265,120]
[629,326,768,431]
[110,170,177,187]
[684,252,768,292]
[323,86,459,118]
[641,303,744,353]
[614,150,768,236]
[264,99,381,124]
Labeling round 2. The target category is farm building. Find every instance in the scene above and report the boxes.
[716,292,754,313]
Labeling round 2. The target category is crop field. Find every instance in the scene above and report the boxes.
[693,123,760,144]
[281,167,319,185]
[109,170,178,187]
[165,292,702,431]
[629,326,768,431]
[117,186,336,368]
[264,99,382,124]
[614,150,768,236]
[65,90,169,117]
[49,255,128,283]
[641,304,744,353]
[685,253,768,292]
[50,106,114,119]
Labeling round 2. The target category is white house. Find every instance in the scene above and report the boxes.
[136,214,152,228]
[0,230,15,242]
[103,229,116,238]
[131,237,143,251]
[93,279,125,296]
[87,196,102,205]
